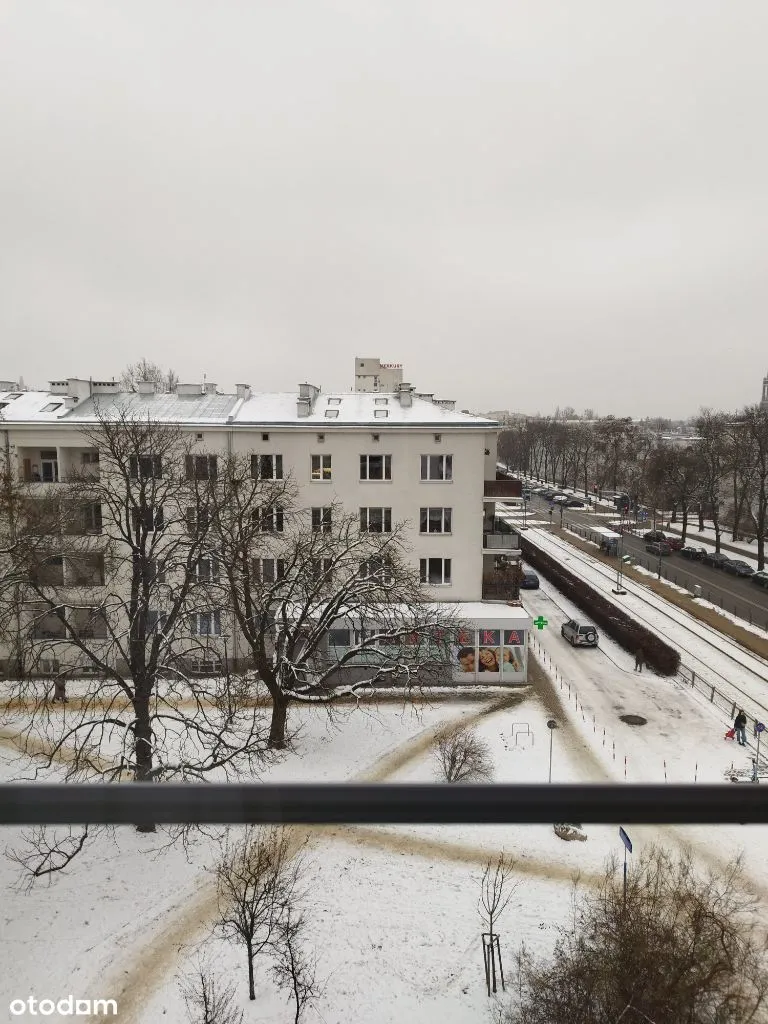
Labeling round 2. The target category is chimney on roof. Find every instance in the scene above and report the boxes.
[397,382,413,408]
[297,383,319,417]
[205,382,217,395]
[236,383,251,401]
[176,383,204,396]
[136,381,156,395]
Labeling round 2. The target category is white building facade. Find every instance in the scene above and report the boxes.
[0,378,528,684]
[354,358,404,393]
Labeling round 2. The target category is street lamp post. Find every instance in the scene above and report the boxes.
[547,719,558,783]
[521,497,528,531]
[613,508,627,595]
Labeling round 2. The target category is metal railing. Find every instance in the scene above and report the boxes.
[1,783,768,826]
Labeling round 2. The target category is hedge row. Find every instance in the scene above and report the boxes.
[521,537,680,676]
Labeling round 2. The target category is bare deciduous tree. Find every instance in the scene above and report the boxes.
[179,957,244,1024]
[215,826,305,1002]
[434,724,493,783]
[211,474,460,748]
[270,906,323,1024]
[479,851,518,996]
[120,358,179,394]
[501,846,768,1024]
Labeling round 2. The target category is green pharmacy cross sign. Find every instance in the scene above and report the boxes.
[533,616,548,631]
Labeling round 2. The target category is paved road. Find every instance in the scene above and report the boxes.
[525,493,768,630]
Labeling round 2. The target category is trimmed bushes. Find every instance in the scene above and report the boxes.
[521,538,680,676]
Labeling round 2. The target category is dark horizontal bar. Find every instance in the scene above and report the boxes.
[1,783,767,826]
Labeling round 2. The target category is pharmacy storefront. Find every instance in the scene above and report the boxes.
[450,602,532,685]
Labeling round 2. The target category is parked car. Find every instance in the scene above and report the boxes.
[646,542,672,556]
[643,530,666,542]
[561,619,599,647]
[565,499,585,508]
[751,571,768,589]
[681,546,706,560]
[552,494,569,504]
[723,559,755,577]
[664,537,684,551]
[702,551,731,569]
[520,570,540,589]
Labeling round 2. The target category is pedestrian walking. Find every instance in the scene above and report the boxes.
[634,647,645,673]
[734,709,748,746]
[52,677,67,704]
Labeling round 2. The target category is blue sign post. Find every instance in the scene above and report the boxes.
[619,827,632,903]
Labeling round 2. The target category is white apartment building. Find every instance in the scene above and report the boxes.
[0,377,528,683]
[354,358,404,393]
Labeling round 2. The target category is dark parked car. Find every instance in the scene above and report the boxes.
[665,536,684,551]
[752,571,768,589]
[565,498,585,508]
[681,546,706,560]
[643,530,666,542]
[702,551,731,569]
[520,570,540,589]
[646,542,672,556]
[722,559,755,577]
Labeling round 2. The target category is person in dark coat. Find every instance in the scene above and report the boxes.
[52,677,67,703]
[634,647,645,673]
[734,710,748,746]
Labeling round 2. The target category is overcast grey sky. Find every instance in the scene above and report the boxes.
[1,2,766,417]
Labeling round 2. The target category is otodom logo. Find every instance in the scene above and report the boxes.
[9,996,118,1017]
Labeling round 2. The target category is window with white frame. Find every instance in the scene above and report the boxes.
[147,610,167,634]
[327,397,342,405]
[374,397,388,405]
[194,610,222,636]
[253,558,286,582]
[360,454,391,480]
[420,557,452,585]
[132,505,164,533]
[374,409,388,419]
[129,455,162,479]
[311,507,332,532]
[254,506,284,532]
[195,554,219,581]
[186,454,218,480]
[359,507,392,533]
[311,454,332,481]
[419,507,452,534]
[186,506,209,535]
[420,454,452,481]
[324,409,339,419]
[310,558,333,583]
[328,628,351,648]
[360,557,393,583]
[251,454,283,480]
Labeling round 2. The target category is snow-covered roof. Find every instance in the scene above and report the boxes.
[0,388,498,429]
[0,390,73,422]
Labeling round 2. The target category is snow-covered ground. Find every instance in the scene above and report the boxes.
[4,576,768,1023]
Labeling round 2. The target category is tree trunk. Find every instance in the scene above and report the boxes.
[680,505,688,544]
[698,503,705,532]
[269,695,289,749]
[133,694,156,833]
[247,941,256,1000]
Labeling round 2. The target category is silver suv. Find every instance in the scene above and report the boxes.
[561,619,598,647]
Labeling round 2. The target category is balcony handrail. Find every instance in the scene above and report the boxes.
[0,783,765,826]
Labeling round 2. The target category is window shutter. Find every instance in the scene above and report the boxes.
[130,456,139,479]
[209,455,217,479]
[154,455,162,478]
[275,455,283,479]
[185,455,194,480]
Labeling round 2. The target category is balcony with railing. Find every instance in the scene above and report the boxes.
[482,531,520,551]
[481,559,522,602]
